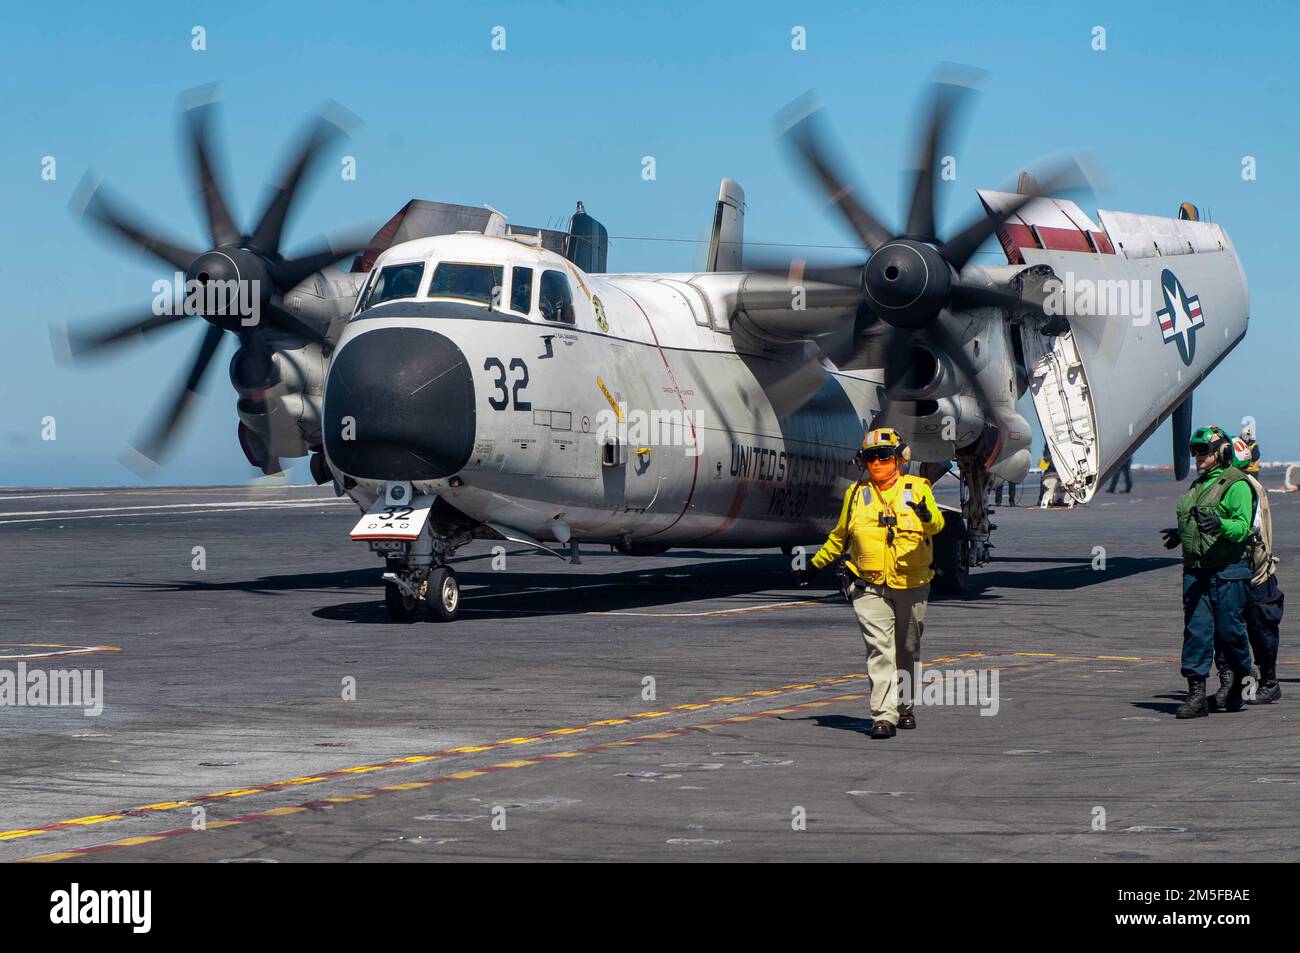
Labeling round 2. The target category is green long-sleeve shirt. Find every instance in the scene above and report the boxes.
[1176,466,1255,568]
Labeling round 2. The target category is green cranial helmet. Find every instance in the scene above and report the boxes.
[1189,425,1230,462]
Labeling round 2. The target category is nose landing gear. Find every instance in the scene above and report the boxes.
[350,488,468,623]
[384,575,425,623]
[426,565,460,622]
[382,563,461,623]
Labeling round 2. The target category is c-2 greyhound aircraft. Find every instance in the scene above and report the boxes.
[58,79,1249,621]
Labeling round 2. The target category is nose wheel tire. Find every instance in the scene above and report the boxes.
[385,580,422,623]
[426,566,461,623]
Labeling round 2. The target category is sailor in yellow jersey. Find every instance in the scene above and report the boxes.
[796,428,945,739]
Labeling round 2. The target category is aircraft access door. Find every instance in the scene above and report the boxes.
[1021,321,1101,503]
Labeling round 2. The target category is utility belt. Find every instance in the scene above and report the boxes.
[1182,557,1252,580]
[837,566,870,600]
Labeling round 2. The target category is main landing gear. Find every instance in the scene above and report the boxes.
[930,452,995,597]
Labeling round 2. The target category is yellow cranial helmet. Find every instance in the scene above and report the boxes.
[863,427,903,449]
[856,427,911,464]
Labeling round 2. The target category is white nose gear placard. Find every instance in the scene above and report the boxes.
[350,495,433,542]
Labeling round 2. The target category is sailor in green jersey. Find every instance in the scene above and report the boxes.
[1211,430,1284,706]
[1159,426,1254,719]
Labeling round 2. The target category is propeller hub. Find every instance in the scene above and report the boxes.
[863,240,952,330]
[184,248,273,332]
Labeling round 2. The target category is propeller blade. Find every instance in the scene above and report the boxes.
[926,318,1005,467]
[74,176,199,272]
[231,331,279,392]
[265,301,329,346]
[822,304,885,369]
[779,101,892,253]
[52,308,192,363]
[744,256,866,291]
[270,238,369,292]
[250,105,356,254]
[950,281,1049,321]
[940,158,1093,272]
[181,89,242,247]
[878,325,921,420]
[904,78,975,242]
[927,319,996,415]
[123,322,225,471]
[833,325,889,372]
[757,349,838,419]
[814,320,860,368]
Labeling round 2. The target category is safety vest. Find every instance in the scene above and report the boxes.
[1176,468,1248,569]
[813,476,945,589]
[1240,471,1278,585]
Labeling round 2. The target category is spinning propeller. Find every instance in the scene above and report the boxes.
[756,72,1094,451]
[54,85,365,471]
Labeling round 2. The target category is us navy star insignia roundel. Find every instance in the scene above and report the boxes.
[1155,269,1204,366]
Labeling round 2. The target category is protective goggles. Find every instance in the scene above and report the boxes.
[1189,441,1214,456]
[860,446,898,464]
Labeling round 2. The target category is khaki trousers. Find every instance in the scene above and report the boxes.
[851,582,929,725]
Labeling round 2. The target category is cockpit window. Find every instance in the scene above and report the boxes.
[360,262,425,310]
[539,269,575,324]
[428,263,504,307]
[510,267,534,314]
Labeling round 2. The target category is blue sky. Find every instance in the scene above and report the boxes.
[2,0,1297,485]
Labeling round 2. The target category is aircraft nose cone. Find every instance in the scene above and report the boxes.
[323,326,475,481]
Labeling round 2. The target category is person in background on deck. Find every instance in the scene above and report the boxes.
[1238,425,1262,474]
[1038,445,1058,507]
[1107,456,1133,494]
[795,428,945,739]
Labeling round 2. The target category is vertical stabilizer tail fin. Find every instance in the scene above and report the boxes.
[706,178,745,272]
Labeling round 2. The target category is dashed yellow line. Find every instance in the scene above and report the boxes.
[21,688,892,863]
[3,648,1201,854]
[0,668,872,846]
[590,601,816,618]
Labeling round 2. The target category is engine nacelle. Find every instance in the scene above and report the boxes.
[227,264,365,474]
[231,341,329,472]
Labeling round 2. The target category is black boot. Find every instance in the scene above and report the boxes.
[1223,669,1249,712]
[1175,677,1209,719]
[1210,663,1232,711]
[1248,669,1282,705]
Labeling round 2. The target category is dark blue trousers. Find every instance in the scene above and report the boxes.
[1182,560,1252,678]
[1215,574,1284,678]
